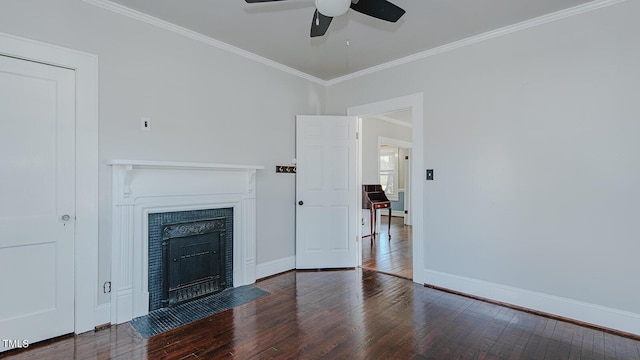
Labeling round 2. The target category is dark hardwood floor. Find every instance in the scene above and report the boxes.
[3,269,639,359]
[362,215,413,279]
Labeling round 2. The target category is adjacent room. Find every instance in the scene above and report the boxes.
[1,0,639,358]
[361,110,414,280]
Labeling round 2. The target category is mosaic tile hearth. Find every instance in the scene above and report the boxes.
[130,285,269,339]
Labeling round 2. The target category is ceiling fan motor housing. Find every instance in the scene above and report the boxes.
[315,0,351,17]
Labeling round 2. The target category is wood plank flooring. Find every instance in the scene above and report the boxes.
[2,269,639,359]
[362,215,413,279]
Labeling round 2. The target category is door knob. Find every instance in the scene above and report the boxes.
[298,201,304,206]
[61,214,71,221]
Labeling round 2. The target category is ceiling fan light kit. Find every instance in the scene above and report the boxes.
[315,0,351,17]
[245,0,406,37]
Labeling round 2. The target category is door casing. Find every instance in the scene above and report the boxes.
[0,32,101,333]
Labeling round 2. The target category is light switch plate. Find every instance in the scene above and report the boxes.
[426,169,434,181]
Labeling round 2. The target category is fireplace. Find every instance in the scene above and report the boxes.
[164,218,228,305]
[148,209,234,311]
[108,160,263,324]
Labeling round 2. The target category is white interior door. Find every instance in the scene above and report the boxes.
[296,115,358,269]
[0,55,75,350]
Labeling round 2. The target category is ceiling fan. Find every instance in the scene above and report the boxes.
[245,0,406,37]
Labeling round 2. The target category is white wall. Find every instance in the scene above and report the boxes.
[327,1,640,333]
[361,117,412,184]
[0,0,322,305]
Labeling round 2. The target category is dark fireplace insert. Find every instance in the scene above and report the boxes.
[162,217,228,306]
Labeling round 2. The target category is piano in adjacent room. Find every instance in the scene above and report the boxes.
[362,184,391,241]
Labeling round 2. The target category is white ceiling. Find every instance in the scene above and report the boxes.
[106,0,595,81]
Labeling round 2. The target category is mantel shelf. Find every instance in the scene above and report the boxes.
[107,160,264,170]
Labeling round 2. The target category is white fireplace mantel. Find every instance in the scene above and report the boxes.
[108,160,264,324]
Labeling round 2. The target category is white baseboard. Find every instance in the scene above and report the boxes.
[256,256,295,280]
[424,269,640,336]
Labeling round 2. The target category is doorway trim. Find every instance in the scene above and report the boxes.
[0,32,101,333]
[348,93,424,284]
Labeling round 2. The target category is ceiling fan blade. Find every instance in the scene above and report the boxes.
[245,0,288,3]
[310,9,333,37]
[349,0,405,22]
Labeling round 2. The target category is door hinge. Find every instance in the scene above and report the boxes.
[356,132,359,140]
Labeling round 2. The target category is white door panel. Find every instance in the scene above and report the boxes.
[0,55,75,350]
[296,115,357,269]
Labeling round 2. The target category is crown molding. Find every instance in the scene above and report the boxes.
[81,0,328,86]
[82,0,625,88]
[325,0,628,86]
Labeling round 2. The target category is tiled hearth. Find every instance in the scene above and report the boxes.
[130,285,269,338]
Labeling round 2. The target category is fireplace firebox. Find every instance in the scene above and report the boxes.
[162,218,227,306]
[148,208,234,311]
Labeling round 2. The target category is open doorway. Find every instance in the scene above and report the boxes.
[349,93,424,284]
[359,110,413,279]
